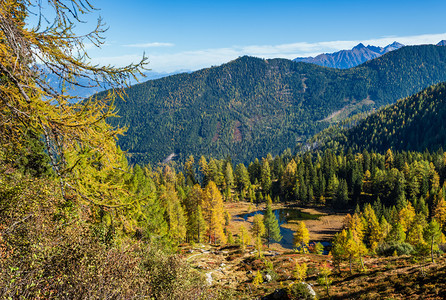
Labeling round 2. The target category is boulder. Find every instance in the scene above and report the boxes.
[205,272,213,286]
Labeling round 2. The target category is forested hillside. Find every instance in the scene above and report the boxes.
[310,82,446,153]
[106,45,446,165]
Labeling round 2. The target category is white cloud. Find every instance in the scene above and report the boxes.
[91,32,446,72]
[124,42,174,48]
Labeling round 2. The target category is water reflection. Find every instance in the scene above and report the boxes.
[238,208,327,250]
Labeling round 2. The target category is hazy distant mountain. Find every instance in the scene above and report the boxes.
[294,42,405,69]
[438,40,446,46]
[45,70,187,101]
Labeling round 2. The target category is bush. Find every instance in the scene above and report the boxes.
[0,170,210,299]
[286,282,316,300]
[376,242,414,256]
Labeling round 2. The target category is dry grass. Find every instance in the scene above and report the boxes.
[181,202,446,299]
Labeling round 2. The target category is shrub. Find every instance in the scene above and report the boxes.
[376,242,414,256]
[0,170,210,299]
[286,282,316,300]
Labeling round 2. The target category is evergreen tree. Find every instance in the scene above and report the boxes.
[363,203,382,252]
[424,219,442,263]
[184,155,197,187]
[263,200,282,248]
[379,215,391,242]
[334,179,349,208]
[387,222,406,243]
[184,184,207,243]
[260,158,272,196]
[224,162,235,191]
[235,163,250,193]
[198,156,209,187]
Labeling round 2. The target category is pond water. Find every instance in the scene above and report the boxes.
[238,208,330,251]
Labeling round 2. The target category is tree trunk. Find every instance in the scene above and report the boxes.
[360,256,365,271]
[325,275,329,296]
[349,256,353,274]
[431,236,435,263]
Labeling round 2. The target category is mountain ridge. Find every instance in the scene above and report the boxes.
[103,45,446,165]
[293,41,405,69]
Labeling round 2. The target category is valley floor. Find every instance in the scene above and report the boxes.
[182,243,446,299]
[180,202,446,299]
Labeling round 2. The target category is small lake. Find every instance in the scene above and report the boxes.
[238,208,329,251]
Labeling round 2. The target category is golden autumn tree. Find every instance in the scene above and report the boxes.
[433,195,446,228]
[399,202,416,232]
[0,1,147,231]
[362,203,382,252]
[158,183,187,243]
[202,181,226,244]
[237,224,251,252]
[294,221,310,252]
[332,229,367,273]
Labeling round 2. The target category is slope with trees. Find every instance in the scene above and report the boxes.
[106,45,446,165]
[0,1,214,298]
[310,82,446,153]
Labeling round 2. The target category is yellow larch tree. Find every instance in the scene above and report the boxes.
[0,0,147,231]
[363,203,382,252]
[158,183,187,243]
[399,202,416,232]
[202,181,226,244]
[294,221,310,252]
[433,196,446,228]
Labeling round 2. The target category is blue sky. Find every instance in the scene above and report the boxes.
[40,0,446,72]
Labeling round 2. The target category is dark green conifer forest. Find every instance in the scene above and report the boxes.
[105,45,446,165]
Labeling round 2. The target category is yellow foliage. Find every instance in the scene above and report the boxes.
[251,214,265,238]
[0,0,147,231]
[434,196,446,228]
[294,221,309,250]
[293,262,307,282]
[252,270,263,286]
[202,181,226,244]
[399,202,416,232]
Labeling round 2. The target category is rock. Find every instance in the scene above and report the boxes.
[205,272,213,286]
[264,274,272,282]
[302,282,317,298]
